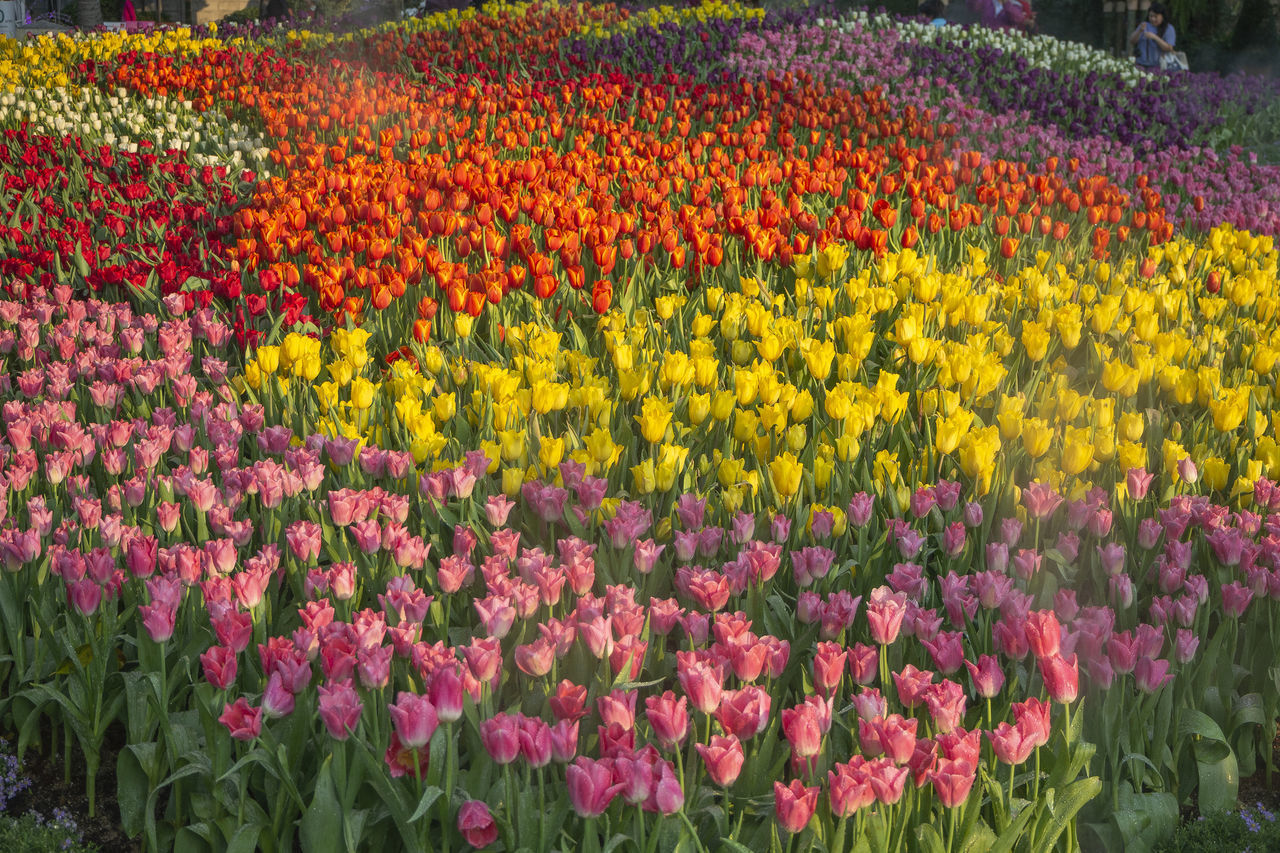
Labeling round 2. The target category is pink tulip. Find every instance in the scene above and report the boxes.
[715,687,771,740]
[317,679,363,740]
[1222,581,1254,617]
[484,495,515,527]
[931,758,977,808]
[892,664,934,710]
[965,654,1005,698]
[480,713,521,765]
[388,692,439,749]
[1024,610,1061,660]
[549,719,579,763]
[828,759,875,817]
[1039,653,1080,704]
[219,697,262,741]
[868,758,909,804]
[676,652,724,714]
[924,679,967,734]
[66,579,103,616]
[262,672,295,719]
[847,492,874,527]
[987,720,1037,765]
[200,644,238,690]
[774,779,819,834]
[696,734,744,787]
[781,702,824,759]
[517,715,552,768]
[812,641,847,698]
[566,757,623,818]
[1134,657,1174,693]
[1127,467,1154,500]
[645,691,689,750]
[871,714,918,765]
[457,800,498,849]
[866,586,908,645]
[1022,481,1063,520]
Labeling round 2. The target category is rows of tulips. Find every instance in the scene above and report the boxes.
[91,31,1168,345]
[1,2,1280,852]
[0,273,1277,853]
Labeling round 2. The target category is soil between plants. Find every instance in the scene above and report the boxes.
[3,722,139,853]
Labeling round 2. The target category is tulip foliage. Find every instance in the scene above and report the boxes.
[2,3,1280,853]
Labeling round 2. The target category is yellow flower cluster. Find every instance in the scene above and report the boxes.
[0,28,224,92]
[248,223,1280,519]
[577,0,765,38]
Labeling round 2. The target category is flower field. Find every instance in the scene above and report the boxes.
[2,3,1280,851]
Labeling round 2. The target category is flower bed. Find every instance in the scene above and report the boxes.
[0,4,1278,853]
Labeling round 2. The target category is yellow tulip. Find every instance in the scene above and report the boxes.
[538,436,565,472]
[935,409,975,455]
[585,428,621,469]
[803,340,836,382]
[498,429,526,462]
[1021,418,1053,458]
[1202,457,1230,491]
[243,361,262,391]
[790,389,814,421]
[1060,426,1095,476]
[1021,322,1050,362]
[711,391,737,422]
[768,452,804,499]
[256,345,281,375]
[688,392,711,425]
[433,393,457,423]
[350,378,377,411]
[636,397,674,444]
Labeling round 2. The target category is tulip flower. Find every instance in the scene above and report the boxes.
[218,697,262,742]
[457,800,498,849]
[1039,653,1080,704]
[566,757,624,818]
[774,779,819,834]
[388,692,439,750]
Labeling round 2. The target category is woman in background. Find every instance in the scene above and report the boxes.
[1130,1,1176,68]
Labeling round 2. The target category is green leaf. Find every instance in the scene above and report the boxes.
[407,785,443,823]
[355,743,423,853]
[174,823,216,853]
[1231,692,1267,732]
[344,808,371,853]
[914,823,946,853]
[602,833,631,853]
[225,821,266,853]
[718,840,756,853]
[1197,751,1239,815]
[300,756,343,853]
[116,742,159,837]
[986,803,1037,853]
[1031,777,1101,853]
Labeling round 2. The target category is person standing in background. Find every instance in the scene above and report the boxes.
[968,0,1035,31]
[1130,1,1176,68]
